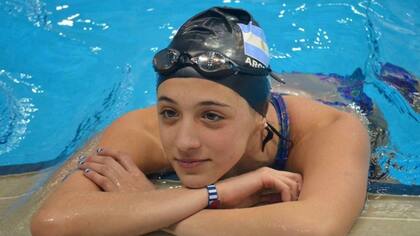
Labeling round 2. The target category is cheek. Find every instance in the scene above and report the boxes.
[158,123,176,152]
[203,124,249,162]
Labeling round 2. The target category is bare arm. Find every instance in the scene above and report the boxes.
[31,98,369,235]
[32,171,209,236]
[167,98,370,236]
[31,105,301,235]
[31,107,187,235]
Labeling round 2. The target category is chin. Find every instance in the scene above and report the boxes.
[171,162,218,188]
[175,169,223,188]
[179,174,210,189]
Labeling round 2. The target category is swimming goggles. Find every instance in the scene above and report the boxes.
[153,48,285,82]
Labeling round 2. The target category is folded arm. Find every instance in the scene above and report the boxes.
[31,171,209,236]
[31,107,301,236]
[167,102,371,236]
[31,158,301,236]
[31,108,187,236]
[31,99,370,236]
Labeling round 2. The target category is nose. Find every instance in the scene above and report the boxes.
[175,119,201,152]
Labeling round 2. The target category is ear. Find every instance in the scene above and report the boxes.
[249,114,266,140]
[256,117,268,138]
[260,117,268,129]
[256,115,267,131]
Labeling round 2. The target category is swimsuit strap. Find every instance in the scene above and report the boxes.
[270,92,291,170]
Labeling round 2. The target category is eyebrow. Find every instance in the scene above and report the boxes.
[158,96,177,104]
[198,101,231,108]
[158,96,231,108]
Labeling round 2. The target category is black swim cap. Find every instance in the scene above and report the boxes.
[155,6,272,116]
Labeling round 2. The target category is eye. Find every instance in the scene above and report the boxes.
[160,109,178,119]
[202,112,224,122]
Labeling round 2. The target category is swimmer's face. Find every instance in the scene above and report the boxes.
[157,78,258,188]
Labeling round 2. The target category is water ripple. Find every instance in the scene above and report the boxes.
[1,0,52,29]
[0,70,40,155]
[363,0,420,186]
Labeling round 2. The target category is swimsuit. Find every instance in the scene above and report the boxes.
[270,92,291,170]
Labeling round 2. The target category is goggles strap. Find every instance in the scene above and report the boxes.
[262,124,274,152]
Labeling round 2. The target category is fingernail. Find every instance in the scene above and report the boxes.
[96,147,103,153]
[78,155,87,164]
[84,168,91,173]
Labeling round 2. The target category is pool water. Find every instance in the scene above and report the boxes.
[0,0,419,195]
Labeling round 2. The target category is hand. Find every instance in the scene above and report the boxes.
[217,167,302,208]
[78,147,155,192]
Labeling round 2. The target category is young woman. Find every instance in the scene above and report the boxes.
[31,7,370,236]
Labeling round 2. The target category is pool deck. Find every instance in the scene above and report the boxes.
[350,194,420,235]
[1,171,419,236]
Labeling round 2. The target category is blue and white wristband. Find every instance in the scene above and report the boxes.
[206,184,220,209]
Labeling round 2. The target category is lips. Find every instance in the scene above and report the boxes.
[175,158,210,169]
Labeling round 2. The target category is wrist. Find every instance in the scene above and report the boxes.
[206,184,221,209]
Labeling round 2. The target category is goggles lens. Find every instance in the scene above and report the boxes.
[153,49,180,71]
[191,52,231,72]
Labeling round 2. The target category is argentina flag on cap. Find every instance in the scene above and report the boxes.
[237,22,270,68]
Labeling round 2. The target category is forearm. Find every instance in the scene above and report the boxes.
[167,201,325,236]
[32,186,208,236]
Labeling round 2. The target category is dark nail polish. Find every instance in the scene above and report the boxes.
[78,155,87,166]
[78,155,86,160]
[84,168,91,173]
[96,147,103,153]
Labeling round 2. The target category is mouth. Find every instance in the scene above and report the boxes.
[175,158,210,169]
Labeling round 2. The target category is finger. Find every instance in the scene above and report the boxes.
[97,147,140,174]
[269,172,302,200]
[270,178,292,202]
[80,161,122,187]
[274,171,302,185]
[260,170,299,201]
[281,172,303,191]
[275,181,292,202]
[84,154,126,175]
[83,169,117,192]
[282,171,302,180]
[259,193,281,204]
[258,167,302,191]
[260,172,292,202]
[275,175,300,201]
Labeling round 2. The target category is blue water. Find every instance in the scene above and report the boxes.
[0,0,419,193]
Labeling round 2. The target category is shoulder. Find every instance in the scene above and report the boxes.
[283,95,370,172]
[281,95,349,141]
[109,106,157,129]
[99,105,170,173]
